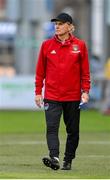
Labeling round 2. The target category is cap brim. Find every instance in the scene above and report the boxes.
[51,18,66,23]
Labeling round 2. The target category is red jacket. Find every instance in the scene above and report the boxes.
[35,35,90,101]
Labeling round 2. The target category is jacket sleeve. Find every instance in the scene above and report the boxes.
[80,41,91,93]
[35,42,47,95]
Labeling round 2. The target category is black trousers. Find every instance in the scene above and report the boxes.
[44,100,80,163]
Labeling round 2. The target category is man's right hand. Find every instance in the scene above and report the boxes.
[35,95,43,108]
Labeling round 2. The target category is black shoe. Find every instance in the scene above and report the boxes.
[61,161,72,170]
[42,157,60,170]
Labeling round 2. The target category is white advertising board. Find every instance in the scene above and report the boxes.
[0,76,41,110]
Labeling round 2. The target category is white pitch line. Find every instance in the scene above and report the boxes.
[0,141,46,145]
[80,141,110,145]
[78,155,110,158]
[0,140,110,145]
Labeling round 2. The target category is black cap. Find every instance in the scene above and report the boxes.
[51,13,73,24]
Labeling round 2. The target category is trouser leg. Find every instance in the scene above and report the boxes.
[62,101,80,162]
[44,101,62,158]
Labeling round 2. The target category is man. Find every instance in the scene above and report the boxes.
[35,13,90,170]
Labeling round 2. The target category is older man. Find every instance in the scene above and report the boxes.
[35,12,90,170]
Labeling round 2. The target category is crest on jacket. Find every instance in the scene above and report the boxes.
[73,45,79,51]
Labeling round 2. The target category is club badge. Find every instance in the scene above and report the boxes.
[73,45,79,51]
[44,103,49,110]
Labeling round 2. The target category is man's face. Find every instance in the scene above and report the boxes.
[54,21,72,36]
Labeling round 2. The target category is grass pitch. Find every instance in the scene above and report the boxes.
[0,110,110,179]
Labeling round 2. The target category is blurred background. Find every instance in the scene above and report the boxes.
[0,0,110,114]
[0,1,110,178]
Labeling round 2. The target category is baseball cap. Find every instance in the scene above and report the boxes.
[51,13,73,24]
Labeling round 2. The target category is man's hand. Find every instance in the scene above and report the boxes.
[81,92,89,103]
[35,95,43,108]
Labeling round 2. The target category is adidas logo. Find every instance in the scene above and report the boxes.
[50,50,56,54]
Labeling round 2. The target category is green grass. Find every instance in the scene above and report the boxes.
[0,110,110,179]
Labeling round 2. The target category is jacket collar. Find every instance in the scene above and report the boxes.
[54,33,75,45]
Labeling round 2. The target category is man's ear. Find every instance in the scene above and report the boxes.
[69,24,75,33]
[71,25,75,32]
